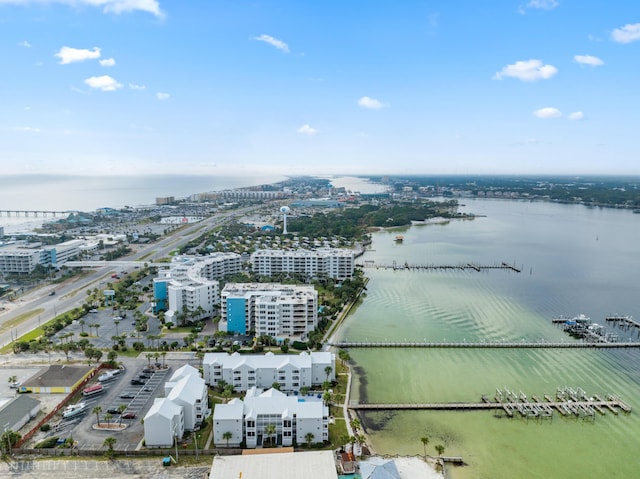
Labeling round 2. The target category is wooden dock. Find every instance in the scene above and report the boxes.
[357,261,521,273]
[328,340,640,349]
[606,315,640,330]
[349,388,631,420]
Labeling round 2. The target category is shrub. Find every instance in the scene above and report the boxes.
[35,437,59,448]
[40,424,51,432]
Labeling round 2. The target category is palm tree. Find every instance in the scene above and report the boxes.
[305,432,314,449]
[79,319,85,334]
[264,423,276,447]
[435,444,445,457]
[421,436,429,460]
[161,351,167,368]
[146,352,153,368]
[103,436,117,459]
[223,431,232,447]
[117,404,127,424]
[7,375,17,386]
[349,417,361,433]
[104,413,112,428]
[93,406,102,426]
[324,366,333,382]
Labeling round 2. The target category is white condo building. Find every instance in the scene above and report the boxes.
[250,248,355,281]
[220,283,318,338]
[143,364,210,447]
[213,387,329,448]
[153,252,242,323]
[203,351,335,393]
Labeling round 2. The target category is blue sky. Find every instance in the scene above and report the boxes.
[1,0,640,176]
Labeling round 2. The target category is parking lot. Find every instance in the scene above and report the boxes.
[33,354,204,451]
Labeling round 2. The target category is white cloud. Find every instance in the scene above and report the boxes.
[99,57,116,67]
[19,40,32,48]
[297,124,317,135]
[15,126,40,133]
[156,92,170,101]
[84,75,122,91]
[533,107,562,119]
[518,0,558,14]
[494,59,558,81]
[253,34,289,53]
[358,96,386,109]
[574,54,604,66]
[129,83,146,90]
[0,0,163,17]
[569,111,585,120]
[55,46,101,64]
[611,23,640,44]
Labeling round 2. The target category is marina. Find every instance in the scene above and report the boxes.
[349,387,631,420]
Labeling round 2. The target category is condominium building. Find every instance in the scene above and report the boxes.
[250,248,355,281]
[220,283,318,338]
[213,387,329,448]
[143,365,210,447]
[153,252,242,320]
[202,351,335,393]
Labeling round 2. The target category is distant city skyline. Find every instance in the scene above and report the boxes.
[1,0,640,176]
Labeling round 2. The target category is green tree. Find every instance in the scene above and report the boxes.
[305,432,314,449]
[93,406,102,426]
[264,423,276,447]
[435,444,445,456]
[7,375,17,386]
[421,436,429,460]
[117,404,127,424]
[223,431,232,447]
[324,366,333,382]
[103,436,117,459]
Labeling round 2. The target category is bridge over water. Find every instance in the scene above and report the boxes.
[0,210,77,217]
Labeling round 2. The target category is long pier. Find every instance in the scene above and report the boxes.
[349,388,631,419]
[0,210,76,217]
[606,315,640,330]
[329,340,640,349]
[357,261,521,273]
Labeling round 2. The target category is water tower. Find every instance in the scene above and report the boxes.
[280,206,291,234]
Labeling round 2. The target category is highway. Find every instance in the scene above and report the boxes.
[0,205,258,349]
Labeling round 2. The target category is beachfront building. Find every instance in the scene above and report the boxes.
[219,283,318,338]
[250,248,355,281]
[153,252,241,322]
[202,351,335,393]
[143,398,185,448]
[213,387,329,448]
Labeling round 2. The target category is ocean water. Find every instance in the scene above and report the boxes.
[338,199,640,479]
[0,173,286,233]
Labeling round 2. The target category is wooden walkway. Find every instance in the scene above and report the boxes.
[328,340,640,349]
[349,391,631,419]
[358,261,521,273]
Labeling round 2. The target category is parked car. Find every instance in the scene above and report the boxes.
[107,407,121,415]
[130,379,144,385]
[48,291,55,296]
[139,374,150,380]
[121,412,136,419]
[142,367,154,373]
[89,309,98,313]
[120,392,135,399]
[9,381,20,389]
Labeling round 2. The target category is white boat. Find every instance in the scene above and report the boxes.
[62,402,87,419]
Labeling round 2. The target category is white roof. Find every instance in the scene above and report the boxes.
[144,397,182,421]
[213,398,244,421]
[169,363,200,382]
[203,351,330,370]
[167,374,204,404]
[210,451,338,479]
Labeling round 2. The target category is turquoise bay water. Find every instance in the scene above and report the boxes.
[338,199,640,479]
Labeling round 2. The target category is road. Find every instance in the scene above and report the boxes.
[0,205,259,349]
